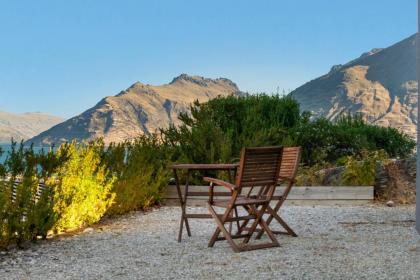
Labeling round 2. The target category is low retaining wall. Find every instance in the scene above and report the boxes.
[163,185,374,206]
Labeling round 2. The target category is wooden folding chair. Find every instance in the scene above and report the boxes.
[204,146,283,253]
[255,146,301,239]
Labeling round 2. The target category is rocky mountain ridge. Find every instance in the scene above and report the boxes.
[291,34,418,139]
[27,74,241,145]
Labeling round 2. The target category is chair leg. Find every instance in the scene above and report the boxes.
[240,203,279,250]
[258,216,279,244]
[185,217,192,237]
[272,211,297,237]
[234,206,240,232]
[236,205,252,234]
[259,200,283,235]
[242,204,268,244]
[256,204,297,239]
[228,211,233,234]
[208,228,221,248]
[178,215,184,242]
[207,204,241,253]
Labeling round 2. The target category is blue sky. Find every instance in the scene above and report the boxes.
[0,0,417,118]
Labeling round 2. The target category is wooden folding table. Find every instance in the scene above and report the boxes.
[171,163,238,242]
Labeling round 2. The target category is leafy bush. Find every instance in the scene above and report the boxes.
[105,136,172,215]
[0,142,59,248]
[163,95,415,168]
[289,115,415,165]
[52,141,115,232]
[0,137,171,249]
[340,150,389,186]
[162,95,302,182]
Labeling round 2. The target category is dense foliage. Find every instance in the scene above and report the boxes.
[340,150,389,186]
[0,94,415,249]
[52,141,115,232]
[162,95,415,166]
[0,142,63,247]
[104,136,172,215]
[0,138,171,249]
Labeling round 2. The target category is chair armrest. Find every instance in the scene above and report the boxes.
[204,177,237,205]
[203,177,237,191]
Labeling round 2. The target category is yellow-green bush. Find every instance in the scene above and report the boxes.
[52,141,115,232]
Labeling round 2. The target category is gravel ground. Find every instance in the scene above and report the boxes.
[0,205,419,280]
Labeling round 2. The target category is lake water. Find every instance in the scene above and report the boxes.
[0,144,11,163]
[0,144,49,164]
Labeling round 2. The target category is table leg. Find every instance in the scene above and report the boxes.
[184,170,191,237]
[174,169,186,242]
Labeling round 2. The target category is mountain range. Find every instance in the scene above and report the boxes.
[27,74,240,145]
[0,111,63,143]
[290,34,417,139]
[2,34,417,145]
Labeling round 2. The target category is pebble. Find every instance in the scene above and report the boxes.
[83,227,94,233]
[386,200,395,207]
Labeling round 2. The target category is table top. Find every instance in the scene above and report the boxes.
[171,163,239,170]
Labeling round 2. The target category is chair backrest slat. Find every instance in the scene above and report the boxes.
[279,147,301,180]
[236,147,283,189]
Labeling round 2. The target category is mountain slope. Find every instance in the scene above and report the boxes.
[27,74,241,145]
[0,112,63,143]
[290,34,417,138]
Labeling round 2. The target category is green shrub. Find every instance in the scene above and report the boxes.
[163,95,415,168]
[288,115,415,165]
[340,150,389,186]
[162,94,301,182]
[0,181,7,249]
[105,136,172,215]
[0,142,58,248]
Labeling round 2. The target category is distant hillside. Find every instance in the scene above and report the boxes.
[291,34,417,139]
[27,74,241,145]
[0,112,63,143]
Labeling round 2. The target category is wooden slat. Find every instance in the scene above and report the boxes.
[241,180,278,187]
[279,147,300,179]
[188,191,231,197]
[165,185,374,200]
[243,166,279,172]
[163,199,373,207]
[242,170,277,178]
[185,213,212,219]
[244,159,282,165]
[171,163,238,170]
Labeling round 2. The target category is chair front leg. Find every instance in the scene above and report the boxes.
[236,205,254,234]
[208,227,221,248]
[256,199,297,239]
[242,203,270,244]
[267,206,297,237]
[207,203,240,253]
